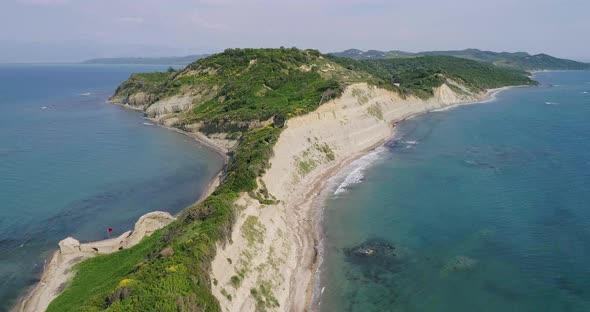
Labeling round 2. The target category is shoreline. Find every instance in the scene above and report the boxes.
[107,100,230,160]
[295,86,515,311]
[207,82,523,312]
[13,101,228,312]
[15,84,518,312]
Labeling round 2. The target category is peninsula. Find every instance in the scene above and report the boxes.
[20,48,539,312]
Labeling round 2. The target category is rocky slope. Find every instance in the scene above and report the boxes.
[209,82,495,312]
[43,48,535,312]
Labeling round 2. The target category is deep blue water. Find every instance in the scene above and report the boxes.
[319,71,590,312]
[0,64,223,310]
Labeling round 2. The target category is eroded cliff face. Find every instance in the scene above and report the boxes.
[209,83,483,312]
[107,81,483,312]
[109,91,154,109]
[18,212,176,312]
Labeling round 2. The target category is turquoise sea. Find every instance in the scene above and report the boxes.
[318,71,590,311]
[0,64,224,310]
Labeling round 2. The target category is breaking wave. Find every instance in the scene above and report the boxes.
[333,148,384,195]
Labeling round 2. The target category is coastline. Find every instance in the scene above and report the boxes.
[297,86,512,311]
[13,102,228,312]
[208,83,519,312]
[15,84,516,312]
[107,100,230,160]
[305,86,513,310]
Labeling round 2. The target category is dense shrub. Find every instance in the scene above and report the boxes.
[328,55,535,98]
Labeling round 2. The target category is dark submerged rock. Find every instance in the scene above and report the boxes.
[343,238,403,275]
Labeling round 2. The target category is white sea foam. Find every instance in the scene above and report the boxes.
[403,140,419,148]
[334,168,364,195]
[313,147,386,308]
[545,101,559,105]
[80,92,91,96]
[333,148,384,195]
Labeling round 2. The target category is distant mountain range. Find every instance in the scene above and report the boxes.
[81,54,209,65]
[81,49,589,70]
[329,49,590,70]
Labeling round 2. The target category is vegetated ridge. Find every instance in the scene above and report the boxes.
[47,48,535,312]
[330,48,590,70]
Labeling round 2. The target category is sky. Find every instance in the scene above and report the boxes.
[1,0,589,62]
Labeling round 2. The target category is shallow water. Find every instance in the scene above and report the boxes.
[319,71,590,312]
[0,64,224,310]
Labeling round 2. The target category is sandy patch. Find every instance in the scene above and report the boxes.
[210,83,507,312]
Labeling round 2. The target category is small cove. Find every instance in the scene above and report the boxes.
[0,64,224,310]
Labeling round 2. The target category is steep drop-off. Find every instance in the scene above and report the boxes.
[43,48,534,312]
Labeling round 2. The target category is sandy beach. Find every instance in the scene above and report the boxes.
[209,83,512,311]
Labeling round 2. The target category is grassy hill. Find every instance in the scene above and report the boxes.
[327,55,535,98]
[330,48,590,70]
[48,48,535,312]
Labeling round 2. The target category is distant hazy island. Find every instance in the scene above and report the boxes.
[80,49,590,71]
[17,47,586,312]
[81,54,209,65]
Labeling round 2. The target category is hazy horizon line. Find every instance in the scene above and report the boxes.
[0,45,588,64]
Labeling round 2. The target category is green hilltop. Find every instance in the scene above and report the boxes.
[327,55,535,99]
[48,48,535,312]
[330,48,590,71]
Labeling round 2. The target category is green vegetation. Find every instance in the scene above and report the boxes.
[250,281,280,312]
[250,179,279,205]
[49,48,343,312]
[328,55,535,98]
[241,216,266,247]
[295,157,318,176]
[367,103,384,120]
[417,49,590,70]
[112,48,345,134]
[111,71,173,100]
[330,48,590,71]
[294,142,336,178]
[220,288,232,301]
[179,48,344,133]
[47,233,162,311]
[230,275,242,288]
[351,87,371,105]
[317,143,335,161]
[50,48,537,312]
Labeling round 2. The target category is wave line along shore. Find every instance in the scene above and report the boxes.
[14,80,516,312]
[13,109,228,312]
[209,83,514,311]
